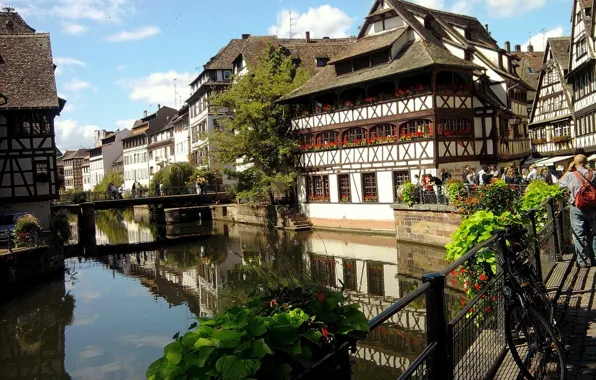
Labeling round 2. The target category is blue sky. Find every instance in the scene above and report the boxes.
[12,0,571,152]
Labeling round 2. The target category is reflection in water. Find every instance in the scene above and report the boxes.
[1,216,462,379]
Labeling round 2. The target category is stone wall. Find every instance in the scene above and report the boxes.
[393,204,462,247]
[211,204,277,226]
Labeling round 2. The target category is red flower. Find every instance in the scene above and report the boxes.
[321,327,329,338]
[460,268,466,274]
[485,306,493,313]
[450,279,456,285]
[474,283,481,290]
[317,291,325,302]
[479,274,488,281]
[269,299,277,308]
[460,299,466,306]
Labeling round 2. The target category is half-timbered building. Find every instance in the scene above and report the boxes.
[568,0,596,154]
[529,37,575,158]
[509,43,544,118]
[62,149,88,191]
[0,9,64,228]
[282,0,532,230]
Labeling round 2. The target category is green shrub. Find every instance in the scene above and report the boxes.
[519,180,566,211]
[14,213,42,247]
[399,182,417,206]
[50,209,72,245]
[93,170,123,193]
[146,286,369,380]
[150,162,198,195]
[453,180,520,216]
[446,180,467,205]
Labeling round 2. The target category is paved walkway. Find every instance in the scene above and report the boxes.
[494,252,596,379]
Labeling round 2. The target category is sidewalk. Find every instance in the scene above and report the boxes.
[494,252,596,379]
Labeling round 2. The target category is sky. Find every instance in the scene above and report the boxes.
[10,0,572,152]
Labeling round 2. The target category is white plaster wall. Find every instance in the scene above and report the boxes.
[174,127,190,163]
[302,203,395,222]
[123,145,150,189]
[8,201,51,230]
[329,174,339,203]
[445,43,465,59]
[377,171,393,203]
[350,173,362,203]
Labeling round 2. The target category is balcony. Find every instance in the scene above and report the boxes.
[291,87,474,131]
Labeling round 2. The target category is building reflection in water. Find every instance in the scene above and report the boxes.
[94,220,461,378]
[0,274,75,380]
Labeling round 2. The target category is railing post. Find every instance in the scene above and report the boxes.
[528,209,543,279]
[422,273,449,379]
[548,199,561,261]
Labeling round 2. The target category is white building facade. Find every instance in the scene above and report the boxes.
[148,126,174,181]
[173,105,190,163]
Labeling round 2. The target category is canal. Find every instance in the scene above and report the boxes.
[0,208,460,379]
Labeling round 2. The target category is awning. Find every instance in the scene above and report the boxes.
[589,154,596,161]
[534,155,574,166]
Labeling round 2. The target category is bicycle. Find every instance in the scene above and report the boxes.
[496,228,566,380]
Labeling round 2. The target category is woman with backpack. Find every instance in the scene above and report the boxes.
[559,154,596,267]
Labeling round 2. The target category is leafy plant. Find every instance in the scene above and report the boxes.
[446,180,467,205]
[50,209,72,245]
[453,180,520,216]
[93,170,123,193]
[150,162,198,195]
[399,182,417,206]
[146,286,369,380]
[519,180,566,211]
[14,213,42,247]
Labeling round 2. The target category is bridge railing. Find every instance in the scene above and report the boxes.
[301,197,567,379]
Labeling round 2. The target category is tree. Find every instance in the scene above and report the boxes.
[94,170,123,193]
[149,162,198,194]
[208,45,313,204]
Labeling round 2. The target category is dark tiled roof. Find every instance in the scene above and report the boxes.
[549,37,571,72]
[329,27,407,63]
[510,50,544,100]
[0,11,35,34]
[283,40,478,100]
[63,149,89,161]
[0,33,59,109]
[204,39,246,71]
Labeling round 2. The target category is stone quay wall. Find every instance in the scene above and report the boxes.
[392,204,462,247]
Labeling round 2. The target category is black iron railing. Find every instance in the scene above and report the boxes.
[301,197,567,379]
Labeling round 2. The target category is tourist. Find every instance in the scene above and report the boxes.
[559,154,596,267]
[154,182,160,197]
[159,183,165,196]
[412,174,420,186]
[504,168,515,184]
[118,185,124,199]
[549,168,559,184]
[440,168,451,184]
[196,180,201,195]
[466,168,475,185]
[132,183,137,198]
[526,164,538,182]
[431,174,444,203]
[461,165,470,182]
[490,164,499,178]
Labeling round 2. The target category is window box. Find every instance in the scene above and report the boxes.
[309,194,330,203]
[340,194,351,203]
[363,195,378,202]
[552,135,570,143]
[399,132,431,141]
[531,138,547,145]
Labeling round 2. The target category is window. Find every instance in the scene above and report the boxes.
[335,61,352,75]
[12,113,51,136]
[371,49,390,66]
[362,173,377,202]
[437,118,472,136]
[399,119,432,137]
[223,70,231,80]
[343,259,357,290]
[35,162,49,182]
[393,171,410,200]
[338,174,350,202]
[299,134,313,148]
[342,128,367,143]
[306,175,330,202]
[367,262,385,296]
[316,58,329,67]
[311,255,336,287]
[353,55,370,71]
[371,123,397,138]
[316,131,339,145]
[577,38,588,58]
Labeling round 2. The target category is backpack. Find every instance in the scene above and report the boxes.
[573,171,596,210]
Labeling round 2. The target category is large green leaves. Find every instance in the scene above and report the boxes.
[164,342,183,365]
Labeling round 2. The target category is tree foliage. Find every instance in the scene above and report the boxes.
[149,162,198,193]
[208,45,313,203]
[94,170,124,193]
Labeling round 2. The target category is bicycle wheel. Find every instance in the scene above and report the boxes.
[505,304,565,380]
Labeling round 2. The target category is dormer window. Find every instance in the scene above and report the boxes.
[223,70,231,80]
[464,50,473,61]
[586,7,591,16]
[464,29,471,40]
[316,57,329,67]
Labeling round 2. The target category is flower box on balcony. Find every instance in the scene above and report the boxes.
[399,132,431,142]
[363,195,378,203]
[437,129,472,137]
[531,138,547,145]
[314,142,339,151]
[551,135,570,143]
[340,194,350,203]
[309,195,330,203]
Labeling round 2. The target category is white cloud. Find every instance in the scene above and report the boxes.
[410,0,444,10]
[104,26,160,42]
[63,103,76,113]
[268,5,354,38]
[64,78,91,92]
[116,64,127,72]
[486,0,546,17]
[54,119,98,150]
[117,70,193,108]
[451,0,480,14]
[55,57,86,67]
[522,27,564,51]
[115,119,135,130]
[62,21,89,35]
[15,0,134,23]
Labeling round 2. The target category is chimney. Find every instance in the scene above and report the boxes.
[485,24,489,33]
[305,31,311,43]
[143,110,147,118]
[241,34,251,40]
[323,36,330,40]
[515,44,521,52]
[504,41,511,52]
[527,44,534,53]
[158,104,161,110]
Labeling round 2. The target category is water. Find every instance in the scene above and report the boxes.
[1,208,459,379]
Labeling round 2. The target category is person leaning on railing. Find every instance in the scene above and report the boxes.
[559,154,596,268]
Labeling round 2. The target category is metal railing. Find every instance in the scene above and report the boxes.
[400,184,529,206]
[301,197,566,379]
